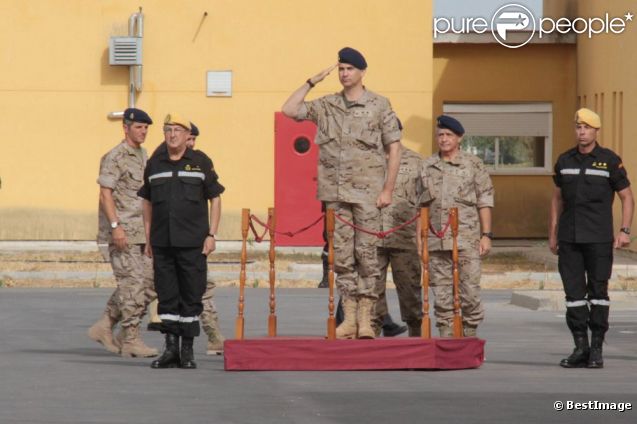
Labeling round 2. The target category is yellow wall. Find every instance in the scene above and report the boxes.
[0,0,432,240]
[576,0,637,248]
[433,43,577,237]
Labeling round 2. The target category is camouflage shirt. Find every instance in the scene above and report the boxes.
[420,150,494,251]
[97,141,147,245]
[296,89,401,203]
[381,148,424,250]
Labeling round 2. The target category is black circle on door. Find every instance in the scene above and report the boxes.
[293,137,311,155]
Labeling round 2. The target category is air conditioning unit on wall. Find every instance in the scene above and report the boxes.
[109,37,142,66]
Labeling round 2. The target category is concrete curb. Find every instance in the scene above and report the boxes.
[510,290,637,311]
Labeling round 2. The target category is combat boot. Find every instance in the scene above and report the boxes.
[87,312,120,354]
[120,325,159,358]
[382,313,407,337]
[438,324,453,338]
[463,325,478,337]
[587,333,604,369]
[318,253,329,288]
[336,296,358,339]
[357,297,376,339]
[151,334,180,369]
[205,319,225,356]
[112,328,124,350]
[407,320,422,337]
[559,332,589,368]
[335,297,344,326]
[180,337,197,369]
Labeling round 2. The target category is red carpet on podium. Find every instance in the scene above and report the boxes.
[224,337,485,371]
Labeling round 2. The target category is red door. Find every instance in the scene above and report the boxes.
[274,112,323,246]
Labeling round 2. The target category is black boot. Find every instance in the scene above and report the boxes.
[587,333,604,368]
[382,313,407,337]
[335,297,344,326]
[559,332,589,368]
[147,322,162,332]
[407,320,422,337]
[180,337,197,369]
[318,252,329,288]
[151,333,180,369]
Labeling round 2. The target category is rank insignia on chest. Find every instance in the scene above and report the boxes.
[592,162,608,169]
[352,110,372,118]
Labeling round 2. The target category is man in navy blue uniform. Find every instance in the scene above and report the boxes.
[139,113,224,369]
[549,108,634,369]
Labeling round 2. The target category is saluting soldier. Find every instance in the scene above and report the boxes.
[139,113,225,369]
[373,145,424,337]
[420,115,494,337]
[550,108,634,369]
[282,47,402,339]
[88,108,158,358]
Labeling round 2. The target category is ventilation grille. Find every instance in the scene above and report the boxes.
[109,37,142,65]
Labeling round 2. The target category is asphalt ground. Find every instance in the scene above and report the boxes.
[0,287,636,424]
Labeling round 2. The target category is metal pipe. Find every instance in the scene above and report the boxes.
[108,10,144,119]
[131,12,143,93]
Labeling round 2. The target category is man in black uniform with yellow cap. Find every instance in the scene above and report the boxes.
[550,108,634,368]
[139,113,225,369]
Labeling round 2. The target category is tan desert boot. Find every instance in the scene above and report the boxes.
[87,313,120,354]
[120,325,159,358]
[336,296,358,339]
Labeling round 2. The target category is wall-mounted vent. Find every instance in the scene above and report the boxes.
[207,71,233,97]
[109,37,142,65]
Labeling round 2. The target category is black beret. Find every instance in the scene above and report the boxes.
[190,122,199,137]
[436,115,464,136]
[338,47,367,70]
[123,108,153,125]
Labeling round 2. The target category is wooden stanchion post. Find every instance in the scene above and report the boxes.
[235,208,250,340]
[420,207,431,339]
[450,208,463,338]
[326,209,336,340]
[267,207,277,337]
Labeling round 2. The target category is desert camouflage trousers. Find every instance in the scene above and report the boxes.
[104,244,156,328]
[373,247,423,326]
[325,201,380,299]
[200,280,219,334]
[429,249,484,328]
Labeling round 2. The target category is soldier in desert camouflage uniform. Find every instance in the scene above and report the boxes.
[88,108,158,358]
[374,146,424,337]
[420,115,494,337]
[282,47,402,339]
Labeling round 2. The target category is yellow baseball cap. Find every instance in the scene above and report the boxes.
[574,108,601,129]
[164,113,191,131]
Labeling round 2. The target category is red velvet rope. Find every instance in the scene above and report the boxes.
[334,212,421,239]
[429,214,452,239]
[248,210,450,243]
[249,214,325,242]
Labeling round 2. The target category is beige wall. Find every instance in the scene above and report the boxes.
[0,0,432,240]
[434,43,577,237]
[576,0,637,248]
